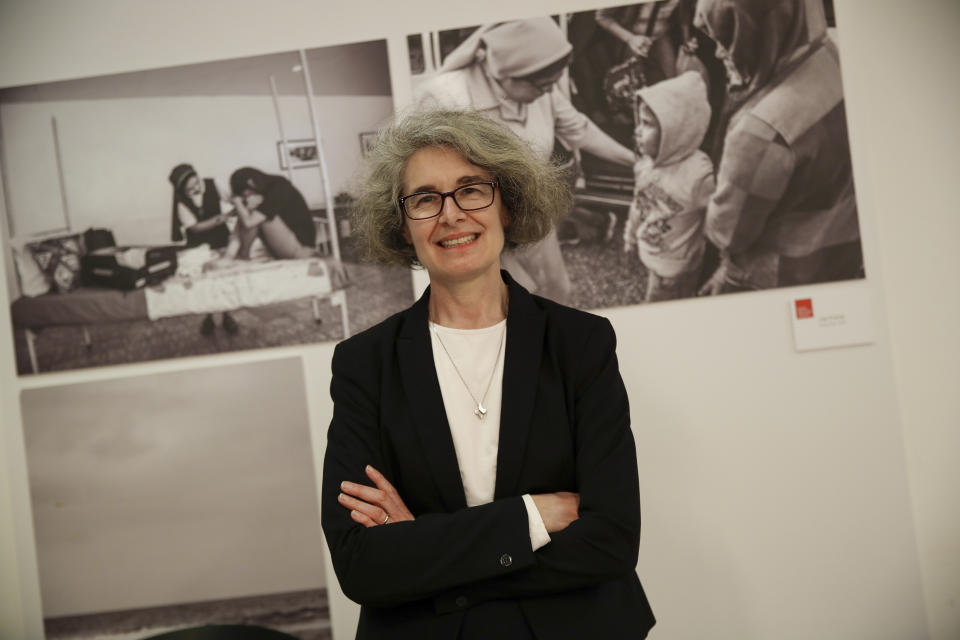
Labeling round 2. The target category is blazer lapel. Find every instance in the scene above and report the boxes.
[396,286,468,512]
[494,272,545,500]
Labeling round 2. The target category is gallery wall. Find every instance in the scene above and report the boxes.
[0,1,957,640]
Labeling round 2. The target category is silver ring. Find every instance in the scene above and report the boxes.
[382,513,390,525]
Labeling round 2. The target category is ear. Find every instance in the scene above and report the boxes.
[500,207,511,229]
[401,224,412,244]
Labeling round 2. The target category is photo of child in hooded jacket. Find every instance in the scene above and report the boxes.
[623,70,715,301]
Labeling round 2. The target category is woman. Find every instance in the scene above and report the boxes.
[228,167,317,260]
[695,0,862,293]
[321,109,654,639]
[414,17,636,305]
[168,162,239,335]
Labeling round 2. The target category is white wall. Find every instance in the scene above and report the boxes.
[1,1,957,640]
[843,3,960,638]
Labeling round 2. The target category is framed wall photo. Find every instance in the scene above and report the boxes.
[359,131,377,157]
[407,2,865,312]
[277,138,319,169]
[2,38,415,376]
[20,358,333,639]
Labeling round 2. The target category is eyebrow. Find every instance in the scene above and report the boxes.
[407,174,491,194]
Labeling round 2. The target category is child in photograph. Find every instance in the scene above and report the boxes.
[169,163,240,335]
[623,71,715,301]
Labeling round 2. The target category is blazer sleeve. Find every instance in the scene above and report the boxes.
[434,317,642,613]
[322,340,538,607]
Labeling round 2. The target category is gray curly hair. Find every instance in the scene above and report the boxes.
[350,108,573,267]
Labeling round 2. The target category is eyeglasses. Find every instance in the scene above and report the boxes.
[398,181,498,220]
[514,67,565,93]
[517,77,557,93]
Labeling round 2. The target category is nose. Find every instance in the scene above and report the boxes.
[437,192,467,224]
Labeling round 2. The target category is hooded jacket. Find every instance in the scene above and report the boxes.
[696,0,860,288]
[624,71,715,277]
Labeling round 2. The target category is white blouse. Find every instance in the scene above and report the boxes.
[430,320,550,551]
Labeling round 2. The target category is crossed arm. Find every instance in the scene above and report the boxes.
[321,318,641,609]
[338,465,579,532]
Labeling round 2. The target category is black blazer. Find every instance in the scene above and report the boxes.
[321,271,655,639]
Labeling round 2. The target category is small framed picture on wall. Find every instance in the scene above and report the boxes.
[276,139,319,169]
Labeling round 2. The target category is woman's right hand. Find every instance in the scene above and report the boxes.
[531,492,580,533]
[339,465,415,528]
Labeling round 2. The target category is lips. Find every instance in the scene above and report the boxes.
[438,234,478,248]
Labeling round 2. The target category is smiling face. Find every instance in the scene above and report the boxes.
[183,175,203,198]
[400,146,509,286]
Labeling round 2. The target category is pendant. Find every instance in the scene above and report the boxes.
[474,403,487,420]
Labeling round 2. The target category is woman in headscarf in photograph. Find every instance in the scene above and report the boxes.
[169,162,239,335]
[229,167,318,260]
[414,17,636,306]
[695,0,862,293]
[321,108,654,639]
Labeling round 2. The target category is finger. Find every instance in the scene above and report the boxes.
[350,509,379,528]
[366,466,416,522]
[338,493,385,523]
[365,465,397,495]
[341,480,386,504]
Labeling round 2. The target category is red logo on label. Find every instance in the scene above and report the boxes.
[795,298,814,319]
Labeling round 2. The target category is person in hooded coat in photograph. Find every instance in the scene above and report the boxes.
[695,0,862,293]
[623,70,715,301]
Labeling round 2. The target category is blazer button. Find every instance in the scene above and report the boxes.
[499,553,513,567]
[455,596,468,608]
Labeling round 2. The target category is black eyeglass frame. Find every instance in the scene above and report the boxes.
[398,181,499,221]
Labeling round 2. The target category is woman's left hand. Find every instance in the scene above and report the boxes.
[338,465,415,527]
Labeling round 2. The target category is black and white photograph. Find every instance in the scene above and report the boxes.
[407,0,862,311]
[2,38,413,375]
[20,358,331,639]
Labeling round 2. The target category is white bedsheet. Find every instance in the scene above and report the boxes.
[144,257,335,320]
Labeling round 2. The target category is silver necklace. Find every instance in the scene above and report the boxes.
[431,323,506,420]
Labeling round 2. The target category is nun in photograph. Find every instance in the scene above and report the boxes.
[695,0,862,293]
[414,17,636,306]
[169,162,239,335]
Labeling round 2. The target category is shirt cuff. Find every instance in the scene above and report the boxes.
[522,493,552,551]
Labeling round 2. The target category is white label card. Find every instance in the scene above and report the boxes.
[790,287,877,352]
